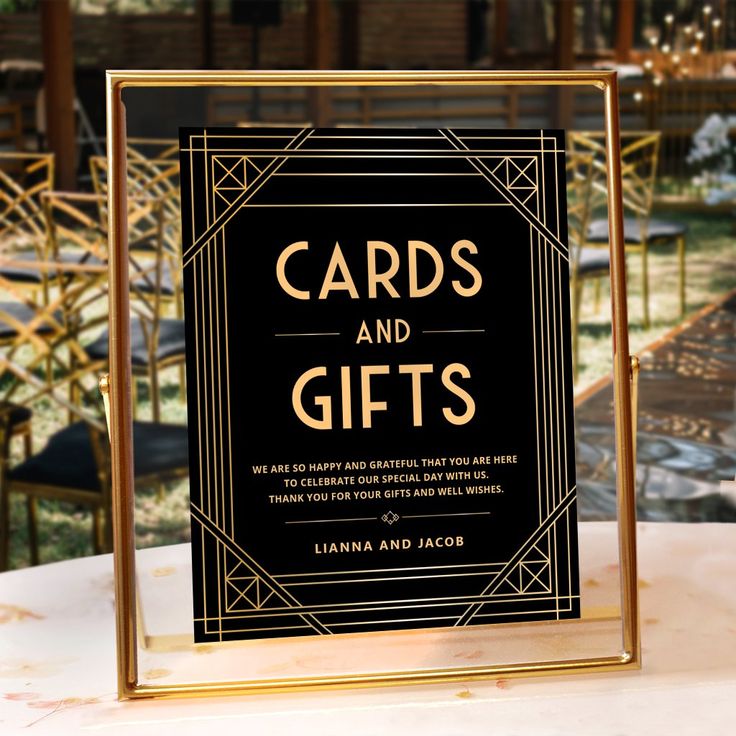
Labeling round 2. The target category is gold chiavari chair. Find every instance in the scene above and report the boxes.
[89,154,183,316]
[125,154,181,224]
[90,153,181,230]
[0,261,62,369]
[0,152,53,247]
[0,251,106,568]
[568,131,687,329]
[90,151,186,399]
[42,191,186,423]
[0,276,34,523]
[0,155,57,345]
[0,257,189,568]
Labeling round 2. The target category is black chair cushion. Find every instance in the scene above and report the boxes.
[129,235,158,253]
[85,317,186,367]
[587,217,688,244]
[0,302,63,338]
[577,247,611,275]
[131,266,176,298]
[0,250,104,284]
[0,402,32,431]
[8,420,188,492]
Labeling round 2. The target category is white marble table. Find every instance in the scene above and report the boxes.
[1,523,734,735]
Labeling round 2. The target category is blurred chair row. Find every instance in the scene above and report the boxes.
[0,146,188,569]
[0,129,689,568]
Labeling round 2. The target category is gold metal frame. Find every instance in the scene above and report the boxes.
[105,70,638,700]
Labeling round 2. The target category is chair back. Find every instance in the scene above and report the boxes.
[0,254,111,528]
[42,190,174,374]
[42,190,107,264]
[568,131,661,240]
[0,152,54,254]
[2,192,108,410]
[89,154,181,264]
[90,153,180,220]
[0,229,108,436]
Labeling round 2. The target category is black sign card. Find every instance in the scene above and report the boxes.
[179,127,580,643]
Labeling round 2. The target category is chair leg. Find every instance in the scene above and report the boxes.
[103,507,114,553]
[641,246,650,329]
[92,508,104,555]
[69,382,79,426]
[593,277,601,314]
[132,378,139,419]
[150,367,161,424]
[26,496,39,566]
[678,235,686,318]
[0,477,9,572]
[572,279,582,384]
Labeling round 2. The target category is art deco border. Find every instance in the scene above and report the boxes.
[105,70,639,699]
[183,128,578,640]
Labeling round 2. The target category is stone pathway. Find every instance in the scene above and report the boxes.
[576,291,736,522]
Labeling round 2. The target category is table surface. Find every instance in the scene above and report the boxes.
[1,522,735,735]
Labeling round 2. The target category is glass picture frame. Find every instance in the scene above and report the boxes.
[103,70,639,699]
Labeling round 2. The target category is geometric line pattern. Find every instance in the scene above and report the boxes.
[455,487,576,626]
[491,156,538,207]
[492,542,551,597]
[213,155,248,207]
[181,127,579,641]
[183,128,312,265]
[213,155,265,209]
[191,504,331,634]
[440,129,569,260]
[225,551,292,612]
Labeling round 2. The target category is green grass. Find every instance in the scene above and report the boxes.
[574,211,736,390]
[3,210,736,569]
[4,364,192,570]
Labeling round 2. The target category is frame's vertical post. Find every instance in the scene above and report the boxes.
[604,74,640,666]
[106,75,139,698]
